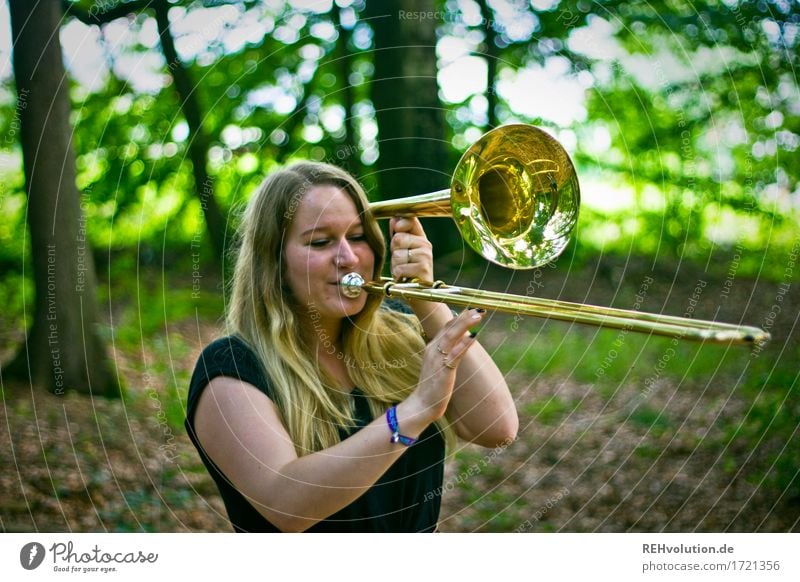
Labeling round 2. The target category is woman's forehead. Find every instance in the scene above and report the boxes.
[291,185,363,230]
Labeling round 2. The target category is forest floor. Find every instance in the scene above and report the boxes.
[1,254,798,532]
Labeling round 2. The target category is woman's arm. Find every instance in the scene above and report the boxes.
[411,302,518,447]
[389,217,519,448]
[193,309,480,532]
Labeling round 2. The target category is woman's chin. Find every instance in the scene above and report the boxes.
[312,296,366,321]
[338,296,367,318]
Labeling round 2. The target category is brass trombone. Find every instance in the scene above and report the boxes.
[340,125,769,346]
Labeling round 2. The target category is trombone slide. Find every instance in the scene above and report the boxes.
[341,274,769,346]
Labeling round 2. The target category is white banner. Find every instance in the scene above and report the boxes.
[1,533,797,581]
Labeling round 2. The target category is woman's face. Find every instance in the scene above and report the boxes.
[283,184,375,324]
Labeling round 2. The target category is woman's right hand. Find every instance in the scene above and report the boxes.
[408,308,485,423]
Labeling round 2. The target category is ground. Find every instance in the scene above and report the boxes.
[1,254,798,532]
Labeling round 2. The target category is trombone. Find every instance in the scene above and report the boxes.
[340,125,769,346]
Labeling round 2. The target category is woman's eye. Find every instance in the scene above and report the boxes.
[348,233,366,242]
[309,239,329,247]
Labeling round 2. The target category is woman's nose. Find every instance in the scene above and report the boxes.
[335,240,358,268]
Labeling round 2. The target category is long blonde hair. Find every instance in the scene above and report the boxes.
[227,161,429,455]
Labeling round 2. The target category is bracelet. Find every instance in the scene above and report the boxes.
[386,405,417,447]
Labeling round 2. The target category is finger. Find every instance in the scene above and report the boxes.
[443,325,481,366]
[390,232,430,252]
[392,249,413,269]
[434,308,485,353]
[391,238,432,267]
[392,216,426,237]
[392,244,432,265]
[435,329,480,373]
[392,262,424,281]
[392,262,432,282]
[391,233,433,280]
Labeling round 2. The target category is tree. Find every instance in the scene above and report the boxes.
[65,0,229,264]
[333,1,359,176]
[6,0,117,396]
[477,0,499,129]
[364,0,459,258]
[152,0,227,262]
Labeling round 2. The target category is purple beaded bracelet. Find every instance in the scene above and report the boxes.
[386,405,417,446]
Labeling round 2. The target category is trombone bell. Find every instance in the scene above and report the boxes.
[451,124,579,269]
[370,125,580,270]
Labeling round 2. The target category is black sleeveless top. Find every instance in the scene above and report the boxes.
[185,335,445,532]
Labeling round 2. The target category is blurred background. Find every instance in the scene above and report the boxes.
[0,0,797,532]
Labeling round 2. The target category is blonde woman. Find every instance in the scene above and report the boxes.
[186,162,518,532]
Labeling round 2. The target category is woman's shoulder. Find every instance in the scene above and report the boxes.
[187,335,273,418]
[193,335,266,382]
[199,335,258,364]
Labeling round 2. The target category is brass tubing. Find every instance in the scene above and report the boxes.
[369,189,452,218]
[358,279,769,346]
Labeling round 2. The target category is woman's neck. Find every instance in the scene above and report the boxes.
[305,315,342,354]
[317,349,353,388]
[303,315,354,393]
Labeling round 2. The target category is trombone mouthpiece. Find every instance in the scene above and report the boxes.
[340,272,365,298]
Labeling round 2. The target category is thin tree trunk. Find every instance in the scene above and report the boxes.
[154,0,227,263]
[365,0,459,258]
[336,3,359,175]
[478,0,499,128]
[7,0,117,396]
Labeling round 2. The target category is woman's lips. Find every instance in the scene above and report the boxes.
[331,273,364,285]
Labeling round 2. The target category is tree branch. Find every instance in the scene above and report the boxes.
[62,0,153,26]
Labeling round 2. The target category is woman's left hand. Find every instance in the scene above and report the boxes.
[389,216,434,283]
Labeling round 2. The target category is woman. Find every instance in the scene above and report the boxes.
[185,161,518,532]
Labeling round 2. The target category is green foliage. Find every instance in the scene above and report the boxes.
[1,0,796,277]
[524,397,581,426]
[626,405,673,435]
[582,0,797,261]
[715,348,800,497]
[98,487,196,532]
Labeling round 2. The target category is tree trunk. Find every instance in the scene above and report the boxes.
[365,0,459,258]
[336,3,359,176]
[7,0,118,396]
[478,0,499,128]
[154,0,227,264]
